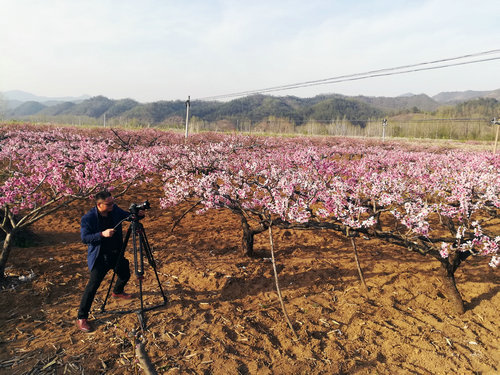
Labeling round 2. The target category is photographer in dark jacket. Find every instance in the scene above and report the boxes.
[77,191,143,332]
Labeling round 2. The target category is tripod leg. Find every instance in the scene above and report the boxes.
[137,311,145,331]
[139,230,168,304]
[101,272,117,313]
[138,274,146,329]
[133,223,144,278]
[139,230,155,267]
[100,225,132,313]
[132,222,148,329]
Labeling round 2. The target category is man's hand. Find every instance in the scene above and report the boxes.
[101,229,115,238]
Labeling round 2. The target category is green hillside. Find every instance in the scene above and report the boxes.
[2,92,499,140]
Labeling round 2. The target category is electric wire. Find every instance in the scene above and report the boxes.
[197,49,500,101]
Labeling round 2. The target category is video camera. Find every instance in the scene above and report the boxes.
[129,200,151,216]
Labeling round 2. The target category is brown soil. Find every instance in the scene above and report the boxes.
[1,185,499,374]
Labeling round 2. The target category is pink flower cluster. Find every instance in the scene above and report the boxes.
[1,125,498,267]
[157,134,499,267]
[0,125,161,216]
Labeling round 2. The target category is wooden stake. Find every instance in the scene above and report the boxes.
[350,236,369,292]
[185,96,191,139]
[268,224,299,340]
[493,118,499,153]
[382,118,387,141]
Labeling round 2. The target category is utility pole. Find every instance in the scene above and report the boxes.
[492,117,500,153]
[103,113,106,127]
[185,96,191,139]
[382,118,388,141]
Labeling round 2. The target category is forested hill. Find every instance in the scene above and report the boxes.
[4,94,386,125]
[2,91,500,129]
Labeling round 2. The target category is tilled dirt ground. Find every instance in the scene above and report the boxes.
[1,187,499,374]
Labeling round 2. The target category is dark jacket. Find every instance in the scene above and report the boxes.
[81,205,130,271]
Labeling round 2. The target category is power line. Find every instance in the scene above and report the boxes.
[197,49,500,101]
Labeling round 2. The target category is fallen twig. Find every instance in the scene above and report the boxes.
[136,341,158,375]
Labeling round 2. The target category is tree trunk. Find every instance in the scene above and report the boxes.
[0,232,13,279]
[241,216,254,256]
[439,262,465,314]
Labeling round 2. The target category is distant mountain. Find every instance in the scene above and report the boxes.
[9,101,47,116]
[2,89,499,130]
[398,93,417,97]
[106,99,140,117]
[66,95,114,117]
[353,94,439,112]
[3,99,23,110]
[432,89,500,103]
[485,89,500,100]
[38,102,76,116]
[2,90,90,104]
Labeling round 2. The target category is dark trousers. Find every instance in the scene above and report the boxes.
[77,254,130,319]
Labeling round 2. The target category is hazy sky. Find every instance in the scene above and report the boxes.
[1,0,499,102]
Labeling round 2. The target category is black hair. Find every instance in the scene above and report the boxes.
[94,190,112,202]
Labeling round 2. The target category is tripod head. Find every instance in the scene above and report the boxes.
[112,200,151,229]
[128,200,151,222]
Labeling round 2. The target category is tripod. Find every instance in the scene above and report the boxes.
[100,214,168,329]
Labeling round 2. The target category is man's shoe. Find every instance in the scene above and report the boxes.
[76,319,92,332]
[112,292,132,299]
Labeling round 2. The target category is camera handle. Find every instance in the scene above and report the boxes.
[112,212,142,230]
[112,216,130,230]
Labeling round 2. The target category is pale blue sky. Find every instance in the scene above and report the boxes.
[1,0,499,102]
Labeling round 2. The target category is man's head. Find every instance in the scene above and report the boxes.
[95,191,114,215]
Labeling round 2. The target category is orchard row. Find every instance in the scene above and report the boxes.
[1,123,498,313]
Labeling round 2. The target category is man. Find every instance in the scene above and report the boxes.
[77,191,141,332]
